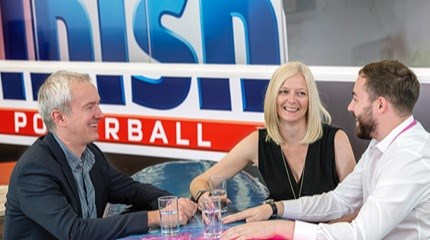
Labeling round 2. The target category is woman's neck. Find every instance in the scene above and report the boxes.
[280,120,306,145]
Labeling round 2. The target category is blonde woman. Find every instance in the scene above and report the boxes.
[190,62,356,210]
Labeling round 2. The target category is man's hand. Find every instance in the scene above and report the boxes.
[220,220,295,240]
[148,197,198,227]
[177,197,198,225]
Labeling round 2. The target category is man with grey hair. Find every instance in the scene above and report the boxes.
[4,70,197,239]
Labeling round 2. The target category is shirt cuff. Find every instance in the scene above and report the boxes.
[294,221,317,240]
[281,200,302,219]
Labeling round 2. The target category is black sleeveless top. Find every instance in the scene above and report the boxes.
[258,124,340,201]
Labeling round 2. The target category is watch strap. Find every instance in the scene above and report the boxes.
[264,199,278,219]
[192,189,209,203]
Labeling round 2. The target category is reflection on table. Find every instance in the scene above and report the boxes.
[105,160,269,240]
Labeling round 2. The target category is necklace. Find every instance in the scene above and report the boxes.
[280,148,306,199]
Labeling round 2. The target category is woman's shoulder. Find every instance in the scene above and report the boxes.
[258,128,267,134]
[322,124,341,133]
[257,128,268,139]
[320,124,343,142]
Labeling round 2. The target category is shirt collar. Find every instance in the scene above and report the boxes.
[52,133,94,171]
[374,115,415,154]
[81,147,95,170]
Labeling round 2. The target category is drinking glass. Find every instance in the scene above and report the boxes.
[202,195,223,239]
[209,175,227,212]
[158,195,180,236]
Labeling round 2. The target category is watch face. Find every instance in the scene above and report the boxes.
[263,199,274,204]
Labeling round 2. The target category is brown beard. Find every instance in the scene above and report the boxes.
[355,105,376,140]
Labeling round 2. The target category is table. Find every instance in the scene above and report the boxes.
[118,211,245,240]
[106,160,269,239]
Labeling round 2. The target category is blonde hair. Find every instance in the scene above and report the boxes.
[264,62,331,145]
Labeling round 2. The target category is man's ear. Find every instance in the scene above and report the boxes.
[376,97,388,112]
[51,110,66,127]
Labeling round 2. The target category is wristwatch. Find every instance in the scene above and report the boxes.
[263,199,278,219]
[192,189,209,203]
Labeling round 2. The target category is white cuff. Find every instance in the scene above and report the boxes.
[281,200,302,219]
[293,221,317,240]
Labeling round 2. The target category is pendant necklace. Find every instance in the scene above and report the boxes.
[280,148,306,199]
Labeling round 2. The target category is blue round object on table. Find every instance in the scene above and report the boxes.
[105,160,269,217]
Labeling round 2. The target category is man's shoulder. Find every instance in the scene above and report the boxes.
[18,136,50,161]
[384,124,430,167]
[399,123,430,149]
[87,142,103,154]
[15,135,63,172]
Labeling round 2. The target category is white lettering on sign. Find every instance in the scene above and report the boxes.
[197,123,211,147]
[150,120,168,144]
[14,112,46,134]
[33,113,46,134]
[8,111,216,152]
[128,119,143,142]
[105,117,120,140]
[176,122,190,146]
[14,112,27,132]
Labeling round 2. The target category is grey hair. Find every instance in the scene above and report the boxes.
[37,70,92,131]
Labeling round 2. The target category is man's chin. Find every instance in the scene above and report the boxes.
[356,130,372,140]
[90,134,99,142]
[357,135,371,140]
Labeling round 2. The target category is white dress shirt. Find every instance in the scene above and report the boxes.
[282,116,430,239]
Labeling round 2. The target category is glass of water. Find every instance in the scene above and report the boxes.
[158,195,180,236]
[209,175,227,212]
[202,195,223,239]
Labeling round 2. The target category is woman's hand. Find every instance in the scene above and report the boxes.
[222,204,273,224]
